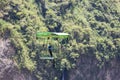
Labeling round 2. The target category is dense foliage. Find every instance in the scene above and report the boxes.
[0,0,120,79]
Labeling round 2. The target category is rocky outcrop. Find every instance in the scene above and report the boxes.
[68,54,120,80]
[0,39,36,80]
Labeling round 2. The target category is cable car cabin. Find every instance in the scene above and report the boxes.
[36,32,69,60]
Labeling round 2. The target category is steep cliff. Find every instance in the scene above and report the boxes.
[0,0,120,80]
[68,54,120,80]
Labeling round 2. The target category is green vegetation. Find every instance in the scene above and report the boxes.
[0,0,120,79]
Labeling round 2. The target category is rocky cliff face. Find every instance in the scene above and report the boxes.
[68,54,120,80]
[0,0,120,80]
[0,39,36,80]
[1,39,120,80]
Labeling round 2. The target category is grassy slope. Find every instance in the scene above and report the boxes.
[0,0,120,79]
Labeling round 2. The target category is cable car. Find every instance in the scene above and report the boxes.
[35,32,69,60]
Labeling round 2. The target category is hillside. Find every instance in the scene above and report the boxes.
[0,0,120,80]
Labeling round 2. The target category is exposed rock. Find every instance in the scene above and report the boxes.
[68,54,120,80]
[0,39,36,80]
